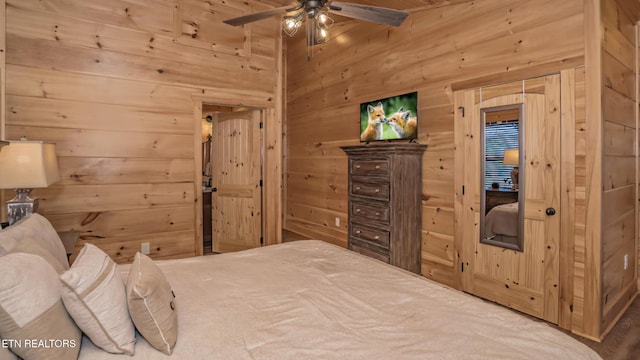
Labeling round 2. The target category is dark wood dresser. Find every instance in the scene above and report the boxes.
[341,144,427,274]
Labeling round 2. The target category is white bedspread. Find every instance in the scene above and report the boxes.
[79,240,600,359]
[485,202,519,238]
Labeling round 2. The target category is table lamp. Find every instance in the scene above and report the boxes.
[0,141,60,225]
[503,148,519,190]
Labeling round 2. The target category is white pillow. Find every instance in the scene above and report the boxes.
[0,253,81,359]
[127,252,178,355]
[61,244,135,355]
[0,213,68,270]
[7,236,67,274]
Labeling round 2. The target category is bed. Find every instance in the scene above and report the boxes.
[76,240,599,360]
[484,201,519,239]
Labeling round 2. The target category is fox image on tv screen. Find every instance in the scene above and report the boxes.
[360,91,418,142]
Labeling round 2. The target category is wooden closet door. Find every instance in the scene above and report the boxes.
[212,110,262,253]
[456,75,561,323]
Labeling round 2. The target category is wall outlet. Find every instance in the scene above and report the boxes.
[141,242,150,255]
[335,217,340,227]
[623,254,629,270]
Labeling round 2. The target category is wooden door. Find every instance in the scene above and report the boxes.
[456,75,561,323]
[212,110,262,253]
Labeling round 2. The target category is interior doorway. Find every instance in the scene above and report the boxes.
[200,104,264,254]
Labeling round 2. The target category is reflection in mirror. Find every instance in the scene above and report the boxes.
[480,105,523,251]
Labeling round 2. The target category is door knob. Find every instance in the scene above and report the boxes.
[545,208,556,216]
[212,187,218,192]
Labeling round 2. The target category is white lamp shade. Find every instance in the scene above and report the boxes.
[0,141,61,189]
[503,149,519,166]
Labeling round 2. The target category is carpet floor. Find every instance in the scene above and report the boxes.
[571,295,640,360]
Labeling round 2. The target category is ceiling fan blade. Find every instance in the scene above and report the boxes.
[223,5,295,26]
[329,2,409,27]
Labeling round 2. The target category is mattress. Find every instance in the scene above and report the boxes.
[79,240,600,359]
[485,202,519,238]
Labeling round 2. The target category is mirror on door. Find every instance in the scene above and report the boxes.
[480,104,524,251]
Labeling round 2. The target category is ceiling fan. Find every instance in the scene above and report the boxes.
[223,1,409,58]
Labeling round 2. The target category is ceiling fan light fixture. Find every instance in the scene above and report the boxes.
[314,21,330,44]
[222,1,409,60]
[282,12,304,37]
[316,10,334,26]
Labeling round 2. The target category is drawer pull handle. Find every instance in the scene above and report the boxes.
[374,235,380,240]
[375,165,380,169]
[375,212,380,216]
[356,230,361,234]
[374,189,380,193]
[355,186,361,191]
[356,209,361,213]
[355,165,361,169]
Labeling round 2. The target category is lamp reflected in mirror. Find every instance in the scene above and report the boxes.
[503,149,519,190]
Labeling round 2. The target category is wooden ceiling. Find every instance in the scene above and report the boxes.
[262,0,432,9]
[260,0,464,10]
[260,0,640,24]
[259,0,475,22]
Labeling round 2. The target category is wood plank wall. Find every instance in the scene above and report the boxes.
[577,0,604,340]
[286,0,584,287]
[3,0,281,263]
[599,0,639,338]
[638,14,640,298]
[0,0,4,140]
[286,0,640,339]
[572,65,591,337]
[0,0,5,221]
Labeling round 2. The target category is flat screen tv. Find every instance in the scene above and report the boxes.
[360,91,418,142]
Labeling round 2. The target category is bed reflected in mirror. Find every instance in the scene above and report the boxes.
[480,104,523,251]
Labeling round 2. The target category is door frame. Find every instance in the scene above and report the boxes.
[453,69,577,330]
[191,95,281,256]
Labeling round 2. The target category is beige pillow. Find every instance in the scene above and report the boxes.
[0,213,69,270]
[127,252,177,355]
[61,244,136,355]
[8,236,67,274]
[0,253,81,360]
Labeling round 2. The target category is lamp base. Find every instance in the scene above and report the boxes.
[510,167,520,190]
[7,188,39,225]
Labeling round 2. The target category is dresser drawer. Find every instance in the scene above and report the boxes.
[351,202,389,224]
[351,181,390,201]
[351,225,390,249]
[349,240,390,264]
[351,160,389,176]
